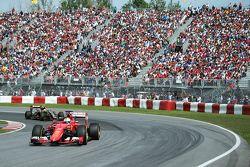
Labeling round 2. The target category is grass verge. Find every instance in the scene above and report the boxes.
[0,103,249,144]
[0,120,8,134]
[0,120,7,124]
[0,129,9,134]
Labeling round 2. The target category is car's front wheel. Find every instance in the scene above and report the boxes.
[31,125,44,145]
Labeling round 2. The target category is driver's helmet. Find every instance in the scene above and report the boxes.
[64,117,71,124]
[41,106,46,111]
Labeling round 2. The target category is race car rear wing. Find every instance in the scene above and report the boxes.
[30,105,44,108]
[72,112,88,118]
[65,111,88,118]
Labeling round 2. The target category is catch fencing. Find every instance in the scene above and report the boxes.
[0,76,249,105]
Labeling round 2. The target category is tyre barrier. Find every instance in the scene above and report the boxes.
[0,96,249,115]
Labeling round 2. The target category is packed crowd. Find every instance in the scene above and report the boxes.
[0,5,249,86]
[0,9,32,41]
[145,5,249,83]
[49,9,188,80]
[0,8,111,80]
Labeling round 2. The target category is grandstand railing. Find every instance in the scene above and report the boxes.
[0,75,239,88]
[36,75,127,87]
[141,78,237,88]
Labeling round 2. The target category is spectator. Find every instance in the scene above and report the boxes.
[50,10,188,81]
[145,7,249,83]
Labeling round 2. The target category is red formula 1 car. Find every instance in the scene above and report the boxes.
[30,111,100,145]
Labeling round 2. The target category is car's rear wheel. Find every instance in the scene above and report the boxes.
[25,111,32,119]
[76,125,88,145]
[89,123,100,140]
[57,112,64,121]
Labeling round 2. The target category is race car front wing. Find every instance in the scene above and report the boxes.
[30,136,84,145]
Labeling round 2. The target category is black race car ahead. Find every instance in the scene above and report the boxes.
[25,105,64,121]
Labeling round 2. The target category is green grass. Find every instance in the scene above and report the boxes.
[0,103,250,144]
[0,120,8,134]
[0,129,9,134]
[0,120,7,124]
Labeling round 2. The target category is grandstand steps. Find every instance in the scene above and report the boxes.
[9,38,17,49]
[30,50,73,84]
[92,18,112,49]
[91,14,116,50]
[78,14,115,52]
[128,17,193,87]
[182,39,190,53]
[153,17,193,61]
[0,38,8,48]
[168,17,193,45]
[78,24,103,52]
[153,47,166,62]
[55,50,74,65]
[238,66,250,89]
[30,14,116,84]
[0,37,16,50]
[128,66,152,87]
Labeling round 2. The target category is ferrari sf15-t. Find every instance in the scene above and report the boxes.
[30,112,100,145]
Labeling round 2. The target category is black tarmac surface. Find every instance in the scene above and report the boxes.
[0,107,249,167]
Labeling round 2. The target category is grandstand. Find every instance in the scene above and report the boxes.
[0,4,249,104]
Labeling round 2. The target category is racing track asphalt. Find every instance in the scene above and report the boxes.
[0,106,249,167]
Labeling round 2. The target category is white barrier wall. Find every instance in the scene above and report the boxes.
[22,96,34,104]
[0,96,249,115]
[0,96,11,103]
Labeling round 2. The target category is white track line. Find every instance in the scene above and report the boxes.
[0,120,26,136]
[0,110,241,166]
[95,110,242,167]
[197,123,241,167]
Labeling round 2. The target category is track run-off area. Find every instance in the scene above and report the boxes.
[0,106,249,167]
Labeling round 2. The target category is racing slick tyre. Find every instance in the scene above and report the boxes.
[25,111,32,119]
[89,123,100,140]
[32,125,44,137]
[31,125,44,145]
[40,112,46,121]
[57,112,64,121]
[77,125,88,145]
